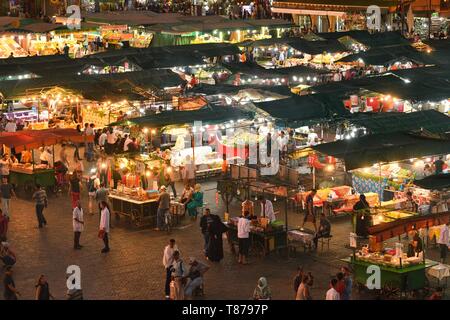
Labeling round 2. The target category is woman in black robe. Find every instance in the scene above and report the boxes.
[207,214,228,262]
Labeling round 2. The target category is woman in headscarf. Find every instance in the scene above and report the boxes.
[187,184,203,220]
[252,277,272,300]
[205,209,228,262]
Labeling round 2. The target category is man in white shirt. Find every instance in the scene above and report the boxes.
[238,211,251,265]
[4,120,16,133]
[106,129,117,155]
[277,130,289,160]
[258,195,276,222]
[307,130,319,146]
[123,134,133,152]
[99,130,107,150]
[72,200,84,250]
[0,154,12,179]
[326,278,340,300]
[84,123,94,136]
[437,223,450,263]
[162,239,178,299]
[170,250,188,300]
[40,147,53,167]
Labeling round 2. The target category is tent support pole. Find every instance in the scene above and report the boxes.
[378,162,382,206]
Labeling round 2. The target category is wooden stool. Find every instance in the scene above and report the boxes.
[319,235,332,251]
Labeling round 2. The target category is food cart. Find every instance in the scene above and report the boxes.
[225,216,287,258]
[9,165,56,194]
[341,256,438,298]
[342,211,450,297]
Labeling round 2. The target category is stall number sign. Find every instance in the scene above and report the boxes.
[66,5,81,30]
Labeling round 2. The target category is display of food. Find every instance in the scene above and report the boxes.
[11,163,50,173]
[354,251,423,268]
[110,185,158,202]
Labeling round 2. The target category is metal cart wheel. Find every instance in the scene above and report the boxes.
[131,209,141,227]
[249,238,265,259]
[380,281,400,300]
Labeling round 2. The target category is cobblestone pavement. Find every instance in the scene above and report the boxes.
[1,149,445,300]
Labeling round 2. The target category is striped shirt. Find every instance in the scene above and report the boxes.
[32,189,48,206]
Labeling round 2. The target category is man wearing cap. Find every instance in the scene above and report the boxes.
[155,185,170,231]
[184,258,209,299]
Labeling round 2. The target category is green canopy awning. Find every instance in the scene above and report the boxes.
[337,45,437,65]
[313,131,450,170]
[254,94,350,126]
[319,31,410,48]
[414,174,450,190]
[110,105,254,128]
[349,110,450,134]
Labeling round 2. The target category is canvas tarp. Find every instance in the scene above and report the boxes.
[254,94,350,126]
[337,45,437,65]
[349,110,450,134]
[0,128,93,152]
[413,174,450,191]
[110,105,254,128]
[313,131,450,170]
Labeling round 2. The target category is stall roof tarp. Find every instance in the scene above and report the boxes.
[312,66,450,102]
[349,110,450,134]
[0,128,93,152]
[318,31,410,48]
[88,43,241,67]
[422,39,450,65]
[414,174,450,190]
[254,94,350,125]
[337,45,438,65]
[0,70,182,101]
[111,105,254,128]
[313,131,450,170]
[239,37,347,55]
[190,83,293,96]
[368,211,450,243]
[221,61,328,78]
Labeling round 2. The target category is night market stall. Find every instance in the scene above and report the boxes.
[0,128,92,195]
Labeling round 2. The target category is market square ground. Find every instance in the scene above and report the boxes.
[2,176,446,300]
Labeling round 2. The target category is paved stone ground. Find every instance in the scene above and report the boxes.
[1,146,446,300]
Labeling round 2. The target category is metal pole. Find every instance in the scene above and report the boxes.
[312,166,316,189]
[378,162,382,205]
[285,196,288,259]
[192,133,196,185]
[428,0,432,39]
